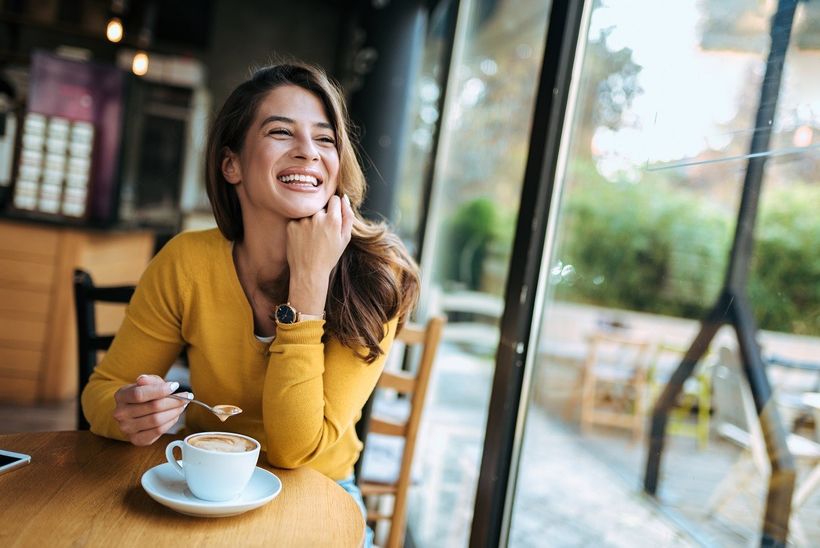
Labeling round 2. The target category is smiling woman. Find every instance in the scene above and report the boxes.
[80,63,419,546]
[221,85,341,225]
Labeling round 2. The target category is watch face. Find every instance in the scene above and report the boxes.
[275,304,297,324]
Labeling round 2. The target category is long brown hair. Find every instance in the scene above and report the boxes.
[205,63,419,362]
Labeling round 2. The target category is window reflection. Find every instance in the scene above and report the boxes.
[403,0,550,545]
[510,0,819,546]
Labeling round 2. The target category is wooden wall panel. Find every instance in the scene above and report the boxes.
[0,377,39,405]
[0,219,154,404]
[0,257,55,289]
[0,287,50,319]
[0,347,42,378]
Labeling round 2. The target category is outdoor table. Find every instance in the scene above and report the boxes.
[0,431,364,547]
[803,392,820,412]
[793,392,820,512]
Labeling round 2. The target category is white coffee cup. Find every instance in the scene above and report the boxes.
[165,432,261,502]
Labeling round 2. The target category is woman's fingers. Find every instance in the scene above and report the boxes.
[119,405,185,435]
[341,193,353,240]
[116,375,178,404]
[117,393,188,419]
[128,416,182,446]
[113,374,189,445]
[325,194,342,226]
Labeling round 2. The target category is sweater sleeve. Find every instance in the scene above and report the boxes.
[80,238,188,440]
[262,317,398,468]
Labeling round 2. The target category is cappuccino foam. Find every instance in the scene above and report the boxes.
[188,434,256,453]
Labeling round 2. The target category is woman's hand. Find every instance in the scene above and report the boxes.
[112,374,190,446]
[286,194,353,314]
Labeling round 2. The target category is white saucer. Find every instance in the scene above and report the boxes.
[141,462,282,517]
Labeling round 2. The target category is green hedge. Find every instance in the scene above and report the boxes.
[554,178,730,317]
[553,178,820,336]
[440,175,819,336]
[749,185,820,335]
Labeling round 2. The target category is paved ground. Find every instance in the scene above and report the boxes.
[510,406,698,547]
[407,341,818,547]
[569,419,820,547]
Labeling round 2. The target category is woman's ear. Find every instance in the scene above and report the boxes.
[222,150,241,184]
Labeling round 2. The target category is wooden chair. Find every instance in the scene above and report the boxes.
[73,269,135,430]
[709,346,820,545]
[579,330,652,441]
[358,315,445,548]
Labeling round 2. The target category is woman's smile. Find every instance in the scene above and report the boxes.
[277,167,324,190]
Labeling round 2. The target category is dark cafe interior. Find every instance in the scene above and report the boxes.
[1,0,819,547]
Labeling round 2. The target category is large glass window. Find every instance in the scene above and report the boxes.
[403,0,551,545]
[508,1,819,546]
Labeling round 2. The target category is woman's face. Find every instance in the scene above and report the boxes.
[223,84,340,222]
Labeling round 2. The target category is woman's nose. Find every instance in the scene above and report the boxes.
[292,134,319,161]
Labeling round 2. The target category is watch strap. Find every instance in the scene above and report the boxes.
[274,302,325,325]
[297,311,326,322]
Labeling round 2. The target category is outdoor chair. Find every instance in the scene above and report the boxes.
[579,330,652,441]
[429,286,502,355]
[708,346,820,545]
[358,315,445,548]
[646,342,714,449]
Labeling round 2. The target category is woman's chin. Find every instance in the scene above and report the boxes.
[284,204,324,220]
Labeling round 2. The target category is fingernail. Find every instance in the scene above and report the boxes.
[343,194,350,205]
[137,374,147,381]
[167,381,180,393]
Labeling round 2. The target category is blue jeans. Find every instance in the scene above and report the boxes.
[337,475,374,548]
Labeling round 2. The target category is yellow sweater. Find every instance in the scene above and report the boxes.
[82,228,396,480]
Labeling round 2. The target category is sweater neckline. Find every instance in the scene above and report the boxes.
[223,236,271,354]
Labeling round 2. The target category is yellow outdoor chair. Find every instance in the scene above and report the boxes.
[647,342,714,449]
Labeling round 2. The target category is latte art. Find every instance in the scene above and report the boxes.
[189,434,256,453]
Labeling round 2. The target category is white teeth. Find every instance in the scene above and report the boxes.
[279,174,319,186]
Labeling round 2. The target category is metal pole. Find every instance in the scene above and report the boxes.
[469,1,586,546]
[643,2,799,545]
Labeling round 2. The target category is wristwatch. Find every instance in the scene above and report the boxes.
[273,303,325,325]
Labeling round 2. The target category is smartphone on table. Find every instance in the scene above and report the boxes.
[0,449,31,475]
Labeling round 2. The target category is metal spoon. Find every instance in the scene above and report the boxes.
[168,393,243,422]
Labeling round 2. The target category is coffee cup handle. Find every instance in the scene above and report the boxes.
[165,440,185,476]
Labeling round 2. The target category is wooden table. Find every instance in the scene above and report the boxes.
[0,431,364,547]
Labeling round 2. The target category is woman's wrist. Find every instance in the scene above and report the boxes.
[287,276,329,316]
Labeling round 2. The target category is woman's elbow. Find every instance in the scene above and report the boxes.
[265,447,314,469]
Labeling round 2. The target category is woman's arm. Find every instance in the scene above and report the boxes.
[81,238,189,443]
[262,317,397,468]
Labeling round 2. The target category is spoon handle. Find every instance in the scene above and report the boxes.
[168,393,211,412]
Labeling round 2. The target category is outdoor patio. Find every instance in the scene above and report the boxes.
[408,321,819,547]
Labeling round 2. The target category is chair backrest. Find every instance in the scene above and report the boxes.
[586,330,651,376]
[73,269,135,430]
[359,315,445,548]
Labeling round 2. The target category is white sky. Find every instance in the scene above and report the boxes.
[588,1,820,169]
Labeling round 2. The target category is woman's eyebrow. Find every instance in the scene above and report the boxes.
[259,115,294,127]
[259,115,334,131]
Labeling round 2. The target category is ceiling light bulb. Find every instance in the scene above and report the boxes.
[132,51,149,76]
[106,17,123,43]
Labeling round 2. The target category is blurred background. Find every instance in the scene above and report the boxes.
[0,0,818,546]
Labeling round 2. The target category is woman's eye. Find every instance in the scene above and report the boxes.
[316,136,336,145]
[268,128,291,136]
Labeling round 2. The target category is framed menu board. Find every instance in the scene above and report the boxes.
[11,51,125,223]
[14,113,94,217]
